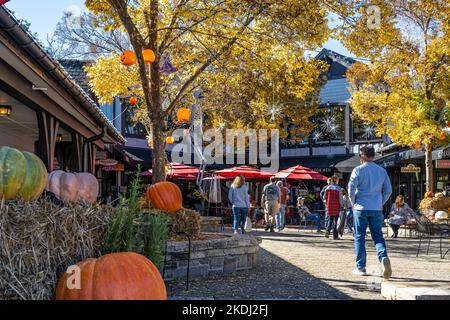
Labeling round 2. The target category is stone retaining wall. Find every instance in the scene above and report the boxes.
[200,216,223,233]
[163,233,261,281]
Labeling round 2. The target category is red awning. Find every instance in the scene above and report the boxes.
[274,165,328,181]
[214,165,274,179]
[141,162,201,180]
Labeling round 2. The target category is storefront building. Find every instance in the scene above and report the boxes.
[0,6,125,199]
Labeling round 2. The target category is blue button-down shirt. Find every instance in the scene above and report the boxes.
[348,162,392,211]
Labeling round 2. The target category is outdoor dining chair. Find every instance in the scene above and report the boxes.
[414,212,450,259]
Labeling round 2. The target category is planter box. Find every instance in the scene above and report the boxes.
[163,233,261,281]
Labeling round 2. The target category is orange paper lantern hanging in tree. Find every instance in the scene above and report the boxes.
[120,50,136,66]
[143,49,156,64]
[414,141,421,150]
[439,132,446,140]
[165,136,175,144]
[129,97,138,105]
[177,108,191,122]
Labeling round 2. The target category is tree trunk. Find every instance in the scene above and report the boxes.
[425,143,434,193]
[152,120,166,183]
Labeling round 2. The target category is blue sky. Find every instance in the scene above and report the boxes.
[4,0,353,58]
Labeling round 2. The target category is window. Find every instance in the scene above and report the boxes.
[122,100,146,137]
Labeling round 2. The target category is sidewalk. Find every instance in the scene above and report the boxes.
[167,227,450,299]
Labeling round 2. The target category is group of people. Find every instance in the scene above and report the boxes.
[228,145,395,278]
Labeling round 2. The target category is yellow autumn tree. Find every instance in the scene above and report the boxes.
[84,0,335,182]
[338,0,450,192]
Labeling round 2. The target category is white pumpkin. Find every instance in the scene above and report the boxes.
[435,211,449,220]
[46,170,99,204]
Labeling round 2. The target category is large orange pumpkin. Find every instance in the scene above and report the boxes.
[120,50,136,66]
[46,170,99,204]
[177,108,191,122]
[143,49,156,63]
[56,252,166,300]
[146,181,182,212]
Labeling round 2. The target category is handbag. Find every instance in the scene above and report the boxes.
[244,216,252,232]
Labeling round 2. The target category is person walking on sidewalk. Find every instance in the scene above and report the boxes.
[342,188,354,235]
[348,145,393,279]
[228,175,250,235]
[276,181,290,231]
[261,176,281,232]
[322,177,344,239]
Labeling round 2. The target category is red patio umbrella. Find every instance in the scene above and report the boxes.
[214,165,274,179]
[141,163,201,180]
[274,165,327,181]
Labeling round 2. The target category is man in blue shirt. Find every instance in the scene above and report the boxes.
[348,145,392,278]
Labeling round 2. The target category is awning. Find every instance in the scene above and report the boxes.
[274,165,327,180]
[214,165,274,179]
[280,155,352,174]
[335,154,382,173]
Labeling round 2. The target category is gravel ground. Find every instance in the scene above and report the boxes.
[167,226,450,300]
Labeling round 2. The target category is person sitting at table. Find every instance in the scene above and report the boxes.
[297,196,323,233]
[388,195,415,238]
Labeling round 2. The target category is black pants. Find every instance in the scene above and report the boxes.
[390,224,400,236]
[326,216,339,239]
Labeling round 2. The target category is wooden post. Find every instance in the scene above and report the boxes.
[36,110,59,172]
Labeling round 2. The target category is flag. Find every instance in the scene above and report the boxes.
[0,0,10,5]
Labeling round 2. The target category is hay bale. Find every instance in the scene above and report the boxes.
[167,208,201,238]
[0,199,114,300]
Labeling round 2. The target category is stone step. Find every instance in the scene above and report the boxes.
[382,280,450,300]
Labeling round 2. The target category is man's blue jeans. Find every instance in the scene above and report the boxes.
[353,210,388,270]
[232,207,248,233]
[276,204,286,229]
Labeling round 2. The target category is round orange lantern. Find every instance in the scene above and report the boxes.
[143,49,156,64]
[129,97,138,105]
[414,141,421,149]
[120,50,136,66]
[439,132,446,140]
[165,136,175,144]
[177,108,191,122]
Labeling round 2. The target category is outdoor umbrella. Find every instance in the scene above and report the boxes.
[274,165,327,181]
[141,162,201,180]
[214,165,274,180]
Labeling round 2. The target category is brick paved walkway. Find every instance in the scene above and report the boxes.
[167,227,450,300]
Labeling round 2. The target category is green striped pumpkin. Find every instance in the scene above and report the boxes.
[0,146,48,201]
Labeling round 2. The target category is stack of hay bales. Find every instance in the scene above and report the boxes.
[0,199,114,299]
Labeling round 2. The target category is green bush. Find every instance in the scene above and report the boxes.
[103,167,169,269]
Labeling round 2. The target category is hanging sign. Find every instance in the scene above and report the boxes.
[99,159,118,166]
[401,164,421,173]
[436,160,450,169]
[102,163,124,172]
[96,151,108,160]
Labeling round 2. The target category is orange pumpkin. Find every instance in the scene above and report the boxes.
[439,132,447,140]
[146,181,182,212]
[143,49,156,63]
[165,136,175,144]
[120,50,136,66]
[129,97,138,105]
[56,252,166,300]
[177,108,191,122]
